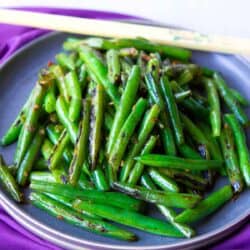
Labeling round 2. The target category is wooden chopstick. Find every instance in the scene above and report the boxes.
[0,9,249,55]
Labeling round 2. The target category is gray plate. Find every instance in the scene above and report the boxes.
[0,32,250,250]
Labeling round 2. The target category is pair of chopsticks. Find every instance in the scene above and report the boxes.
[0,9,249,55]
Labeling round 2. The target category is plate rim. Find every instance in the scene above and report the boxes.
[0,31,250,250]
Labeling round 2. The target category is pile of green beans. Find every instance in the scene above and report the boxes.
[1,36,250,241]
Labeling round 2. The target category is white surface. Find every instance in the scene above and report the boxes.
[1,0,250,38]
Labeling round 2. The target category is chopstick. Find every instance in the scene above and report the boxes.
[0,9,249,55]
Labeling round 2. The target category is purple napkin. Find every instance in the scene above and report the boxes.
[0,7,249,250]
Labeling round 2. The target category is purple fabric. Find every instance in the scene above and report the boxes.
[0,7,249,250]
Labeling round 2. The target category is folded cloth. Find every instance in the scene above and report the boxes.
[0,7,249,250]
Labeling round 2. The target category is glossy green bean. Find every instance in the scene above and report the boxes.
[148,168,180,192]
[109,98,147,173]
[220,124,244,193]
[17,128,45,186]
[0,155,23,202]
[73,200,183,238]
[79,46,120,107]
[30,181,143,211]
[30,192,136,241]
[178,144,202,159]
[65,71,82,122]
[44,82,57,113]
[224,114,250,186]
[106,49,121,84]
[55,95,78,143]
[203,77,221,137]
[174,90,191,103]
[89,84,104,169]
[14,73,51,166]
[127,135,157,185]
[141,174,195,238]
[136,154,223,171]
[41,139,68,183]
[92,168,109,191]
[113,182,201,209]
[49,64,69,102]
[65,37,191,61]
[181,114,222,161]
[56,53,75,71]
[69,99,91,185]
[175,185,233,224]
[107,65,141,154]
[160,76,184,145]
[120,104,160,182]
[46,124,72,163]
[230,88,249,106]
[145,72,176,155]
[48,129,70,170]
[213,73,248,125]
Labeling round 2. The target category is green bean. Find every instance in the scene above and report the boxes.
[148,168,180,192]
[44,192,99,219]
[30,171,56,183]
[89,84,104,169]
[79,46,120,107]
[109,98,147,173]
[78,171,94,190]
[1,89,33,146]
[177,69,193,85]
[92,168,109,191]
[201,66,216,77]
[66,37,191,61]
[203,77,221,137]
[128,135,157,185]
[141,174,195,238]
[56,96,78,143]
[46,124,72,163]
[220,124,244,193]
[48,129,70,170]
[73,200,183,238]
[136,154,223,171]
[7,164,19,176]
[30,181,143,211]
[65,71,82,122]
[113,182,201,209]
[119,48,138,57]
[146,57,160,82]
[145,72,176,155]
[0,155,23,202]
[41,139,68,183]
[30,192,136,241]
[159,169,207,186]
[107,65,141,154]
[230,88,249,106]
[78,64,88,91]
[224,114,250,186]
[44,84,57,113]
[181,114,222,161]
[160,76,184,145]
[104,112,113,132]
[164,64,199,77]
[56,53,75,71]
[120,104,160,182]
[106,49,121,84]
[175,185,233,224]
[178,144,202,159]
[196,121,223,161]
[174,90,191,103]
[14,73,51,166]
[69,99,91,185]
[17,128,45,186]
[49,65,69,102]
[213,73,248,125]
